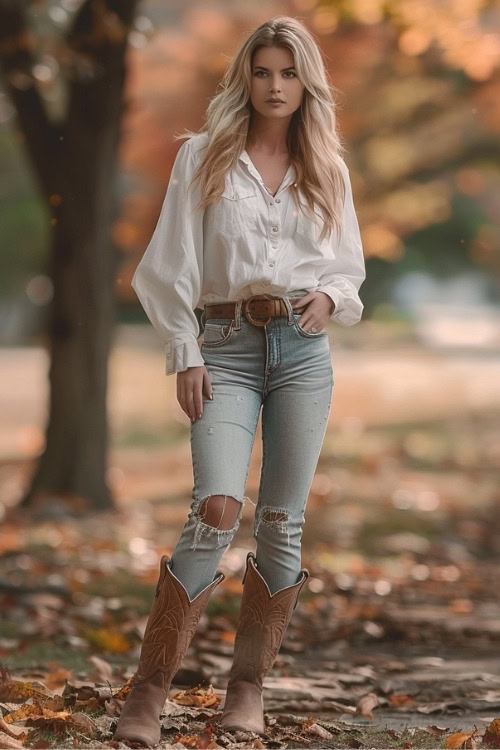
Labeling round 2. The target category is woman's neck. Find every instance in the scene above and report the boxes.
[246,114,291,155]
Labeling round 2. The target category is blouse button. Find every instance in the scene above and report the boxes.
[272,226,279,232]
[275,198,281,203]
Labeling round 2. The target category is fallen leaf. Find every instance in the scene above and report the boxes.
[356,692,379,718]
[83,627,130,654]
[173,734,198,748]
[3,704,43,723]
[0,719,27,741]
[37,696,65,712]
[44,663,72,690]
[0,732,24,749]
[0,682,49,704]
[171,685,219,708]
[68,712,97,735]
[482,718,500,746]
[111,681,132,701]
[446,731,477,748]
[73,696,101,713]
[88,655,113,683]
[196,730,218,749]
[427,725,452,736]
[105,698,124,717]
[304,722,333,739]
[390,693,416,706]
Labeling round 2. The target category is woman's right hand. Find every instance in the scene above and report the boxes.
[177,366,213,423]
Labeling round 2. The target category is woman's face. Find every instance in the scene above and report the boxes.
[249,45,304,120]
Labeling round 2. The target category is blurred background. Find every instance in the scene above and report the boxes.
[1,0,500,744]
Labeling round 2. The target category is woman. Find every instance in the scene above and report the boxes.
[114,15,366,748]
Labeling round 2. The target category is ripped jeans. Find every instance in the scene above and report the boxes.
[169,291,334,600]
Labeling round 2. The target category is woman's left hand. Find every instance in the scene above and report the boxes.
[291,291,335,333]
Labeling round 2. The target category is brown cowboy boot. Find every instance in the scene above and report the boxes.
[220,551,309,735]
[114,555,224,747]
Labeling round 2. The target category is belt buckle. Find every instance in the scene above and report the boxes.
[243,294,272,327]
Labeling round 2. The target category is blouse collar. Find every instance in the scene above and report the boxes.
[239,149,297,196]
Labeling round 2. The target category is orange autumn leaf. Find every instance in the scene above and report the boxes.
[112,681,132,701]
[171,684,219,708]
[3,704,43,724]
[446,731,478,748]
[173,735,198,749]
[0,681,49,704]
[83,627,131,654]
[390,693,417,706]
[38,709,72,721]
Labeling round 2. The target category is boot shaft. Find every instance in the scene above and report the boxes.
[135,556,225,687]
[228,552,308,689]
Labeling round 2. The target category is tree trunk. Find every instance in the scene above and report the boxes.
[23,181,118,511]
[0,0,138,512]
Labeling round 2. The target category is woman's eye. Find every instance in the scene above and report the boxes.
[253,71,297,78]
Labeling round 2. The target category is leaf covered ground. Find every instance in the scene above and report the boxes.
[1,337,500,748]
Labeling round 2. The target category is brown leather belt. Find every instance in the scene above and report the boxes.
[204,294,306,327]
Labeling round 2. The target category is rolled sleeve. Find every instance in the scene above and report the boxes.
[315,160,366,326]
[131,138,205,375]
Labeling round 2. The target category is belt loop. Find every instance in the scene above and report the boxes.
[234,300,242,330]
[282,295,295,326]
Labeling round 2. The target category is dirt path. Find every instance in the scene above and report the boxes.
[1,325,500,464]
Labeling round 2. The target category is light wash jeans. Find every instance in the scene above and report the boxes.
[170,291,334,599]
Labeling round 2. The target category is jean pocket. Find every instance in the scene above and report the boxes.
[202,320,235,347]
[293,313,328,338]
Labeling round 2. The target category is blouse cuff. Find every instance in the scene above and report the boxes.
[165,336,205,376]
[316,285,363,326]
[316,286,343,318]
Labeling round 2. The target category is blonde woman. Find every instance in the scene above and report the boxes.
[115,15,366,747]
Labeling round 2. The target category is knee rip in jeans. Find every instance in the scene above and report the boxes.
[191,494,252,550]
[254,506,290,548]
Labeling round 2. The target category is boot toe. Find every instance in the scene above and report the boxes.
[114,720,160,747]
[113,681,166,747]
[220,681,265,735]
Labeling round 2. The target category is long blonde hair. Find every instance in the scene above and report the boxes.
[176,15,347,245]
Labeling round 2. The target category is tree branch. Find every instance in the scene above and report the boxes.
[0,0,62,200]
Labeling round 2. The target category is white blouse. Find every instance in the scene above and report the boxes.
[131,133,366,375]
